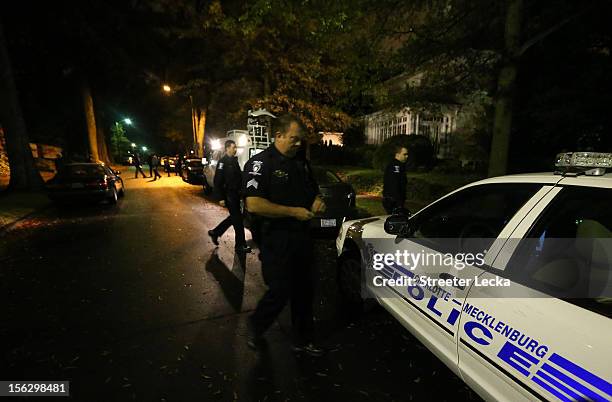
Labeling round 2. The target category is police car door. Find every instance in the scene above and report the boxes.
[458,181,612,402]
[364,182,549,372]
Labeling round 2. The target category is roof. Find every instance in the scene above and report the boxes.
[65,162,103,166]
[466,172,612,188]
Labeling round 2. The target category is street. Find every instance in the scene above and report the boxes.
[0,170,478,402]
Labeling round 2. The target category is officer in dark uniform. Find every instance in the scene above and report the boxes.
[133,153,147,178]
[243,114,326,357]
[208,140,251,253]
[382,145,409,214]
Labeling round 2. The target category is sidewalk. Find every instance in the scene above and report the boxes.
[0,191,51,232]
[0,170,57,231]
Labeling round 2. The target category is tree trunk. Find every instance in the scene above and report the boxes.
[96,121,112,165]
[194,106,207,157]
[488,0,523,177]
[0,22,43,191]
[81,79,100,162]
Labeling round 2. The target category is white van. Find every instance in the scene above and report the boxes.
[203,129,270,193]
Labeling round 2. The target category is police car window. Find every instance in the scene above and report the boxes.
[312,168,341,185]
[505,187,612,318]
[409,184,541,254]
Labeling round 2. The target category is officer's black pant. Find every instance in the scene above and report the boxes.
[211,195,246,247]
[382,197,404,215]
[152,167,162,180]
[251,229,314,344]
[135,165,146,178]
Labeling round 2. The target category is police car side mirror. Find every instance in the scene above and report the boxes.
[384,212,412,236]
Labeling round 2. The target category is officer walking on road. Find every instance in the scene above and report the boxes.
[208,140,251,254]
[133,153,147,178]
[382,145,409,214]
[243,113,326,357]
[151,154,162,181]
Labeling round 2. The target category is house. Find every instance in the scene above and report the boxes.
[362,72,461,159]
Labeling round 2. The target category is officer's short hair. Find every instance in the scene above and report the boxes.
[274,113,306,137]
[394,145,408,155]
[225,140,236,149]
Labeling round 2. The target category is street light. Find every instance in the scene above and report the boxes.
[131,143,136,148]
[124,118,133,125]
[161,84,198,156]
[142,146,148,152]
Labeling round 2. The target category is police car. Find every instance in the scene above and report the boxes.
[336,152,612,402]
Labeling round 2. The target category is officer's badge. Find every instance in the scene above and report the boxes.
[273,170,288,179]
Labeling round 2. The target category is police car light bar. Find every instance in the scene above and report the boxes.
[555,152,612,176]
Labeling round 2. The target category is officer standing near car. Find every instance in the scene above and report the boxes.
[208,140,251,254]
[243,113,326,357]
[382,145,409,214]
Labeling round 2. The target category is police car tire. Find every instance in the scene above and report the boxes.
[337,254,364,309]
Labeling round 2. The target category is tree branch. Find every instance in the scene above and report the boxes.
[518,5,594,56]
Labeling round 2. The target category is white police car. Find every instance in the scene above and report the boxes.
[336,152,612,402]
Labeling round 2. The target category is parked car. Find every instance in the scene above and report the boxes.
[46,163,125,205]
[181,158,204,184]
[310,166,357,230]
[336,151,612,402]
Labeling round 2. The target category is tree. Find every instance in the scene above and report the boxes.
[0,22,42,191]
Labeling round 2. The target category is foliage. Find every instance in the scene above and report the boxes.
[311,144,375,168]
[110,122,132,161]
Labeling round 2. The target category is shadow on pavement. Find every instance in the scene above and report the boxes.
[205,249,247,312]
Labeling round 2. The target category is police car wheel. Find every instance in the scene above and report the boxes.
[337,255,363,308]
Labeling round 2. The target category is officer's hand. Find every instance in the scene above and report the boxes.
[219,200,226,207]
[292,207,315,221]
[310,196,326,214]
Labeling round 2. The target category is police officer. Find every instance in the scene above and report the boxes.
[243,114,326,357]
[133,153,147,178]
[208,140,251,254]
[382,145,409,214]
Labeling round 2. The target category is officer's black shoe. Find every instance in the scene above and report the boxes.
[208,230,219,246]
[235,245,252,254]
[292,343,325,357]
[246,320,266,351]
[246,335,267,351]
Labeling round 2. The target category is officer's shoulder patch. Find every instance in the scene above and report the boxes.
[218,162,224,170]
[251,160,263,173]
[393,165,400,173]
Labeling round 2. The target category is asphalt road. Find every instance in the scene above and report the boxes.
[0,169,479,402]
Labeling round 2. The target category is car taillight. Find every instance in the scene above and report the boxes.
[85,177,108,189]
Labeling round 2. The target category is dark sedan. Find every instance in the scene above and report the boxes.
[181,158,205,184]
[310,166,357,230]
[46,163,125,205]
